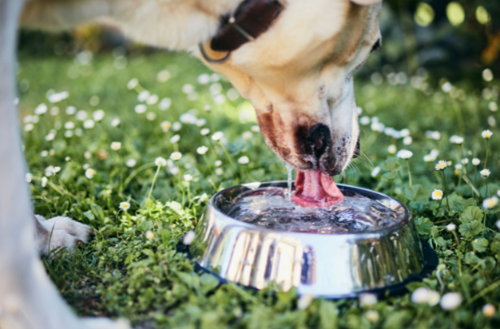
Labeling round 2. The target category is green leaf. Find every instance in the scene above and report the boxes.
[460,206,483,224]
[459,220,483,239]
[381,157,401,172]
[90,204,105,222]
[415,217,433,235]
[200,273,220,294]
[404,185,430,204]
[381,172,396,182]
[167,201,185,216]
[464,252,481,265]
[83,211,95,221]
[472,237,488,252]
[446,194,477,213]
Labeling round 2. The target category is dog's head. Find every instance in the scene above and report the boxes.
[199,0,381,175]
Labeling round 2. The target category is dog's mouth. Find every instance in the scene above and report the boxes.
[292,169,344,208]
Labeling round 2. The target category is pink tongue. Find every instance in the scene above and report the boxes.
[292,170,344,208]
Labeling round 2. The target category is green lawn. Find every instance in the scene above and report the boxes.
[19,51,500,328]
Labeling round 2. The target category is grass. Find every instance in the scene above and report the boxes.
[18,50,500,328]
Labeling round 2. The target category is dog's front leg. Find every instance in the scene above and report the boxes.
[0,1,126,328]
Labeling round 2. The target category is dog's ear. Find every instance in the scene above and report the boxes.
[351,0,381,5]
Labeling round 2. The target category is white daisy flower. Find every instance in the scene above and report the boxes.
[126,159,137,167]
[215,168,223,175]
[403,136,412,145]
[371,166,381,177]
[127,78,138,90]
[388,145,397,154]
[201,128,210,136]
[66,106,77,115]
[489,102,498,112]
[170,152,182,161]
[480,169,491,178]
[161,121,171,132]
[461,158,469,165]
[482,304,496,317]
[449,135,464,144]
[446,223,456,231]
[146,95,159,105]
[400,128,410,137]
[155,157,168,167]
[472,158,480,166]
[297,295,314,310]
[483,196,498,209]
[170,135,180,143]
[137,90,150,102]
[197,146,208,155]
[424,154,436,162]
[76,110,88,121]
[41,176,48,187]
[204,104,211,111]
[93,109,105,121]
[24,124,34,132]
[427,291,441,306]
[146,112,156,121]
[396,149,413,159]
[64,130,73,138]
[365,310,379,323]
[238,156,249,164]
[183,174,193,182]
[242,131,252,140]
[110,142,121,151]
[26,173,32,183]
[119,202,130,211]
[182,230,196,245]
[435,161,448,171]
[196,119,206,127]
[172,122,182,131]
[440,292,462,310]
[411,287,430,304]
[134,104,147,114]
[83,119,95,129]
[212,131,224,141]
[432,189,443,200]
[482,130,493,139]
[41,150,49,157]
[34,103,48,115]
[359,116,371,125]
[251,125,260,132]
[215,160,222,167]
[158,98,172,110]
[144,231,154,240]
[85,168,96,179]
[168,166,179,175]
[64,121,75,130]
[111,118,120,127]
[359,293,377,307]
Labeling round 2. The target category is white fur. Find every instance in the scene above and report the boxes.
[34,215,92,255]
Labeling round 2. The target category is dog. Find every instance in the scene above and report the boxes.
[0,0,381,327]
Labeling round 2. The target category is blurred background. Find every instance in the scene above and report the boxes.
[18,1,499,85]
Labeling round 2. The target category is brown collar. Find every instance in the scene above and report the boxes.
[200,0,285,63]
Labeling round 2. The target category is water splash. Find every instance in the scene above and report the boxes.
[227,187,402,234]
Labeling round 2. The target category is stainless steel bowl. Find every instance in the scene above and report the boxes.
[190,181,436,298]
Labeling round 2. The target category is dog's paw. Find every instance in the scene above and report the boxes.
[35,215,93,255]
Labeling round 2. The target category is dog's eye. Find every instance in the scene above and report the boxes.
[370,39,381,53]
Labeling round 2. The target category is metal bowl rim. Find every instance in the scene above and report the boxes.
[208,180,412,239]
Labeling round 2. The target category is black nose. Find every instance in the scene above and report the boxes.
[306,124,331,159]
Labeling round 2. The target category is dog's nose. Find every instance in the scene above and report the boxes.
[306,123,331,159]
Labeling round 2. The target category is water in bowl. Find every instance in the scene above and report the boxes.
[226,187,402,234]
